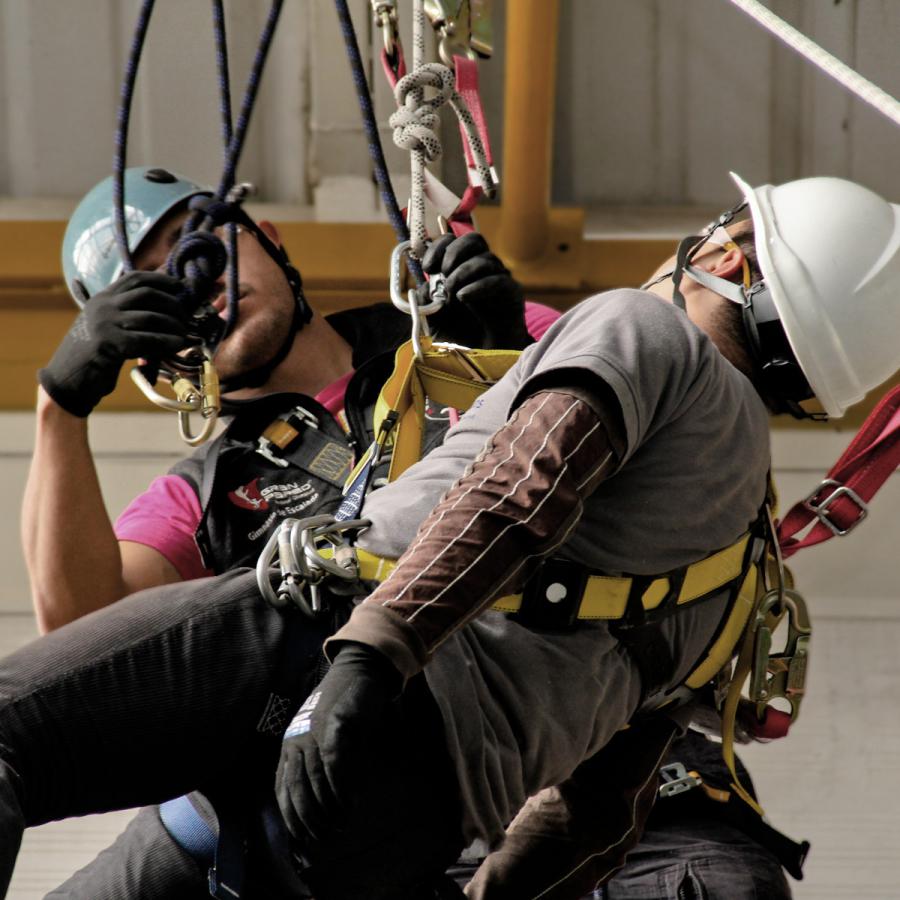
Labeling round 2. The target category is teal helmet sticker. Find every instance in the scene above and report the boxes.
[62,167,211,305]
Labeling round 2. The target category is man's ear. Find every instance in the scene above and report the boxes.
[257,219,282,246]
[708,246,745,280]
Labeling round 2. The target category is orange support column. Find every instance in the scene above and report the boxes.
[498,0,561,265]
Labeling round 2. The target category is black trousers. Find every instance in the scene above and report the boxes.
[0,569,463,899]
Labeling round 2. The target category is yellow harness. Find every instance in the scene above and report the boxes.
[338,337,809,817]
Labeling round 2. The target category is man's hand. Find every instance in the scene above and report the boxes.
[423,232,531,349]
[39,271,191,417]
[275,642,402,844]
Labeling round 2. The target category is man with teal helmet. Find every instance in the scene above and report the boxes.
[27,165,533,631]
[52,165,313,410]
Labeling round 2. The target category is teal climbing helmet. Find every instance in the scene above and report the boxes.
[62,167,211,306]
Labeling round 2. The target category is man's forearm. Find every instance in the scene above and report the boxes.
[22,389,128,631]
[329,389,620,678]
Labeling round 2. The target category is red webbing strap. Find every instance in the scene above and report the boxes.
[381,45,406,88]
[448,55,493,232]
[453,56,494,176]
[777,384,900,558]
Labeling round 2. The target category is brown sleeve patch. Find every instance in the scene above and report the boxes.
[331,391,619,674]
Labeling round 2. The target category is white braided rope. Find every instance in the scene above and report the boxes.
[395,0,493,260]
[727,0,900,129]
[405,0,428,259]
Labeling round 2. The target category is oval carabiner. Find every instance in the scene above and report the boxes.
[131,349,221,447]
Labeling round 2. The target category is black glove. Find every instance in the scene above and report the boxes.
[423,232,531,349]
[275,641,402,844]
[39,271,192,416]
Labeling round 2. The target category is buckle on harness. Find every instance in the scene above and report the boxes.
[802,478,868,536]
[256,406,320,468]
[658,762,702,798]
[514,558,590,631]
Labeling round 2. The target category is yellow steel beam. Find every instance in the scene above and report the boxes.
[0,216,893,428]
[497,0,561,266]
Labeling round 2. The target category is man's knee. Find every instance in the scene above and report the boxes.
[47,805,207,899]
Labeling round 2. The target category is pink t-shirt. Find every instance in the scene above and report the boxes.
[114,302,562,579]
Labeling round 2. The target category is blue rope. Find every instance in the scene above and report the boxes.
[112,0,284,356]
[178,0,284,334]
[213,1,283,205]
[211,0,240,337]
[212,0,234,146]
[333,0,424,286]
[113,0,155,274]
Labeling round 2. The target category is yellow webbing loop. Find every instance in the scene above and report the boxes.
[719,598,783,817]
[372,338,522,482]
[684,564,758,690]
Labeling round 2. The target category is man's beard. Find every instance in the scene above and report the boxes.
[213,304,294,382]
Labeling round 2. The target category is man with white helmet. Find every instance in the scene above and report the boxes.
[2,172,894,898]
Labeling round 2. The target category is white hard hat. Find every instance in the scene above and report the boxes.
[731,172,900,418]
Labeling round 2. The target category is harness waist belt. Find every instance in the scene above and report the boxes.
[351,533,751,621]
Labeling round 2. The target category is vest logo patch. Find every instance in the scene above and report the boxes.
[307,441,354,484]
[228,477,269,511]
[261,481,316,505]
[245,482,321,542]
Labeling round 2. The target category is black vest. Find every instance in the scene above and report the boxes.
[169,304,464,574]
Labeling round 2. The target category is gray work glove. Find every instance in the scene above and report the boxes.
[39,271,192,416]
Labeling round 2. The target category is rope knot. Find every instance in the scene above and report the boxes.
[391,63,456,161]
[389,105,443,161]
[187,195,244,229]
[168,231,228,308]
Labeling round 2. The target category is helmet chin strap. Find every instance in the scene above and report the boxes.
[214,210,313,394]
[681,262,749,307]
[669,233,703,311]
[668,201,751,311]
[670,221,817,420]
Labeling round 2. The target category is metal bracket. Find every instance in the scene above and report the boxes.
[658,762,702,798]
